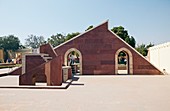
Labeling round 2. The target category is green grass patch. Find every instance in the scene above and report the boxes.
[0,64,22,69]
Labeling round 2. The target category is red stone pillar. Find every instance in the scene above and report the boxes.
[50,56,62,86]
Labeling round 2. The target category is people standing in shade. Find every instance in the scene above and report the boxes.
[124,58,127,65]
[69,54,75,66]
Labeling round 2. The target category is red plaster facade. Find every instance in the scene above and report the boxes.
[25,55,46,82]
[54,21,162,75]
[46,56,62,86]
[40,43,57,58]
[19,55,62,86]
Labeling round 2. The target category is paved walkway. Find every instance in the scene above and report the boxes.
[0,67,18,75]
[0,75,170,111]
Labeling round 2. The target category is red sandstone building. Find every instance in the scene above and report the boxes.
[10,21,163,86]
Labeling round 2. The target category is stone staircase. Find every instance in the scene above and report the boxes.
[40,54,52,62]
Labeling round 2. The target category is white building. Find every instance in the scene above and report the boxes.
[148,42,170,74]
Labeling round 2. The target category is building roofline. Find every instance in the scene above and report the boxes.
[54,20,163,74]
[149,42,170,50]
[54,20,109,49]
[109,30,164,74]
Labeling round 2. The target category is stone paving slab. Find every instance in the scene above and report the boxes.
[0,75,170,111]
[0,76,72,89]
[0,67,19,76]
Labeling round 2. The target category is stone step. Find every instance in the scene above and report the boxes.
[40,53,52,62]
[43,57,52,62]
[40,53,49,57]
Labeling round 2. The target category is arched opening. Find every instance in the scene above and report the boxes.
[115,48,133,75]
[117,51,128,74]
[64,48,82,75]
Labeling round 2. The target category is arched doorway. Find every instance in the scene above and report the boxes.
[115,47,133,75]
[64,48,82,75]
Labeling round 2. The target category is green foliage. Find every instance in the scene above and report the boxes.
[146,42,154,48]
[136,44,147,56]
[0,35,21,62]
[65,32,80,41]
[48,33,66,47]
[111,26,136,48]
[0,64,16,69]
[135,43,154,56]
[0,35,20,51]
[0,37,3,49]
[119,51,126,56]
[85,25,93,31]
[128,36,136,48]
[25,35,46,48]
[19,45,26,49]
[111,26,128,40]
[47,32,80,47]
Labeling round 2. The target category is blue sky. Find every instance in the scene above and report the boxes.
[0,0,170,45]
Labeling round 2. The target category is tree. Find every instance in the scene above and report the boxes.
[0,37,3,49]
[25,35,46,49]
[135,43,154,56]
[136,44,147,56]
[85,25,93,31]
[47,32,80,47]
[48,33,66,47]
[129,36,136,48]
[0,35,20,51]
[111,26,136,48]
[146,42,154,49]
[0,35,20,62]
[65,32,80,41]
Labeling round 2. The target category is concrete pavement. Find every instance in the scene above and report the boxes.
[0,75,170,111]
[0,67,18,75]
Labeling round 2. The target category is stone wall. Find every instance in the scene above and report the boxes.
[54,21,162,75]
[19,55,62,86]
[148,42,170,74]
[25,55,46,82]
[45,56,62,86]
[40,44,57,58]
[0,49,4,62]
